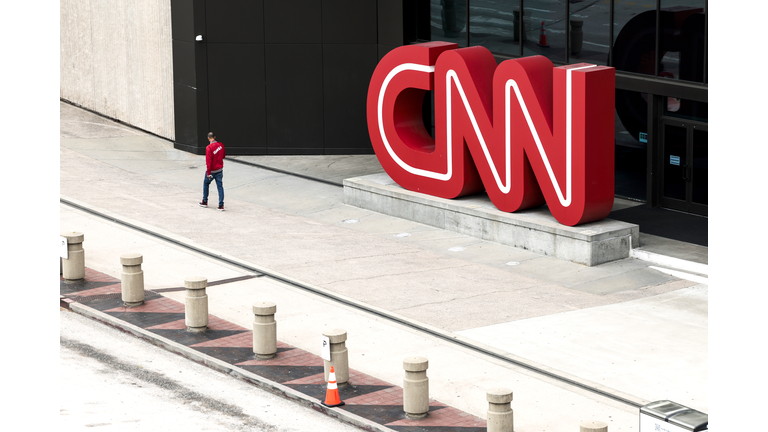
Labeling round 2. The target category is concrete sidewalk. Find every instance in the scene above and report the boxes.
[60,204,639,432]
[62,265,489,432]
[60,101,708,430]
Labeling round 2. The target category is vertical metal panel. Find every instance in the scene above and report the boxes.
[519,0,524,57]
[465,0,470,47]
[193,0,210,152]
[322,0,377,44]
[654,0,660,76]
[206,0,264,43]
[173,83,200,150]
[172,40,196,89]
[378,0,404,46]
[171,0,195,42]
[322,44,378,153]
[265,44,324,153]
[703,0,707,83]
[647,94,662,206]
[264,0,322,44]
[565,0,570,63]
[207,43,267,154]
[609,0,614,65]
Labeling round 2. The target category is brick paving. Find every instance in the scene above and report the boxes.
[61,268,488,432]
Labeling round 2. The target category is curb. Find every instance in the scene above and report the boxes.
[68,301,396,432]
[60,195,650,409]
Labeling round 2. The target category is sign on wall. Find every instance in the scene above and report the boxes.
[366,42,616,226]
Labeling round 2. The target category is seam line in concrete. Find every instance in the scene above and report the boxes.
[226,157,344,188]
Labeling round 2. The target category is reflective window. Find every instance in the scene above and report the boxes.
[612,1,657,75]
[428,0,469,47]
[403,0,707,209]
[692,128,707,205]
[569,0,610,65]
[659,1,706,83]
[469,0,520,57]
[615,91,648,201]
[663,97,708,123]
[408,0,706,78]
[522,0,567,63]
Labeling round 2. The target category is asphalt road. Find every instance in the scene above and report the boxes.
[60,308,362,432]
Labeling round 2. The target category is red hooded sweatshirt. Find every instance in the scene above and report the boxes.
[205,140,225,176]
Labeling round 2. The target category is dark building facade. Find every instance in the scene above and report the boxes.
[172,0,707,216]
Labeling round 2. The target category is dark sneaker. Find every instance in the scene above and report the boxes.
[218,204,224,211]
[199,200,208,207]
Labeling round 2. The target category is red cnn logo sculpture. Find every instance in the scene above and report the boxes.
[366,42,615,226]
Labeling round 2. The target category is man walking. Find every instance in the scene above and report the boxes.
[199,132,225,211]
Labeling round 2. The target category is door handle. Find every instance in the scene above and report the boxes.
[682,165,691,181]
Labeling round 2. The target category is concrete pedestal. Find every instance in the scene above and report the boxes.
[120,253,144,307]
[403,356,429,419]
[61,232,85,281]
[322,329,349,384]
[580,420,608,432]
[184,277,208,332]
[486,388,514,432]
[252,302,277,359]
[344,174,639,266]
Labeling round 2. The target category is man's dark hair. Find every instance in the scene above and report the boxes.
[208,132,215,139]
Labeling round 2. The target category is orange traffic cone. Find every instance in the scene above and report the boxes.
[322,366,345,407]
[538,21,549,48]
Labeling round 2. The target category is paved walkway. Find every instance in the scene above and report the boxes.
[62,268,487,432]
[60,101,708,431]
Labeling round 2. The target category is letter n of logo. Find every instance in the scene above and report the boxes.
[366,42,615,226]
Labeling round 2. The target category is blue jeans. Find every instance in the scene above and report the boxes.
[203,171,224,206]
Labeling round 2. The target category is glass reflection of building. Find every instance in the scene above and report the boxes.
[408,0,707,215]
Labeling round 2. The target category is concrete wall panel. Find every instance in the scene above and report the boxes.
[60,0,175,140]
[60,0,93,106]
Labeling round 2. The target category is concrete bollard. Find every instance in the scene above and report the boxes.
[120,253,145,307]
[403,356,429,419]
[61,232,85,281]
[322,329,349,384]
[252,302,277,359]
[184,277,208,332]
[486,388,514,432]
[580,420,608,432]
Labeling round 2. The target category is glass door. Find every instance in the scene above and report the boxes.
[659,118,707,215]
